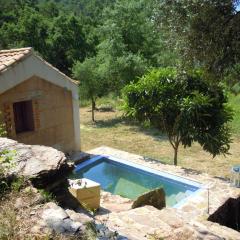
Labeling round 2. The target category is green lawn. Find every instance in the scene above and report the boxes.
[79,94,240,179]
[229,94,240,136]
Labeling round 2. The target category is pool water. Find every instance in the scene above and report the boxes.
[71,157,200,206]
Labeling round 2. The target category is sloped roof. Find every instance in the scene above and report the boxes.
[0,47,78,85]
[0,47,32,72]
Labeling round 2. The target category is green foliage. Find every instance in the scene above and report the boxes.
[73,58,103,101]
[1,0,239,90]
[93,0,163,90]
[38,189,55,202]
[46,14,89,75]
[73,57,108,121]
[0,124,6,138]
[154,0,240,81]
[0,150,16,176]
[0,150,16,193]
[228,93,240,135]
[0,1,89,75]
[224,63,240,94]
[11,177,26,192]
[123,68,233,165]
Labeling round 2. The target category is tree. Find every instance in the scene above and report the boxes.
[0,1,91,75]
[154,0,240,81]
[72,58,108,122]
[47,14,89,75]
[91,0,166,92]
[123,68,233,165]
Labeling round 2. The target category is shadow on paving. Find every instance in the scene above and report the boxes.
[182,167,203,176]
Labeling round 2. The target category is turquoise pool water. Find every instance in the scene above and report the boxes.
[71,157,199,206]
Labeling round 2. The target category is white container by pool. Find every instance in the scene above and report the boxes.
[68,178,101,210]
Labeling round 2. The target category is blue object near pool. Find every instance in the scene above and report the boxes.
[71,155,202,207]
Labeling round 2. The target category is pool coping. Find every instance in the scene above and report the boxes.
[74,154,206,208]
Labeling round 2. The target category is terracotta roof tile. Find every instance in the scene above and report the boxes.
[0,47,78,85]
[0,47,32,72]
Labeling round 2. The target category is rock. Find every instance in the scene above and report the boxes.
[95,223,119,239]
[41,203,84,234]
[43,202,60,210]
[132,188,166,210]
[14,197,26,209]
[0,138,73,187]
[23,186,38,194]
[42,206,69,220]
[157,208,184,228]
[65,209,93,224]
[62,218,83,233]
[31,193,45,205]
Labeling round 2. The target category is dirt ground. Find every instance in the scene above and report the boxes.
[80,107,240,179]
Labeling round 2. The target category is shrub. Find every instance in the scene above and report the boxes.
[0,150,16,193]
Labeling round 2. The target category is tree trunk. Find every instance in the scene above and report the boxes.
[91,99,95,122]
[174,147,178,166]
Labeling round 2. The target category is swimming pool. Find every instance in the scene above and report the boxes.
[71,155,202,207]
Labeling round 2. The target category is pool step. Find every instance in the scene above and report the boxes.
[168,190,193,206]
[167,195,177,206]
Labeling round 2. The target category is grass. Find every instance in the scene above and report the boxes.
[80,94,240,179]
[228,93,240,136]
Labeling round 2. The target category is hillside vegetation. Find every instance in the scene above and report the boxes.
[1,0,240,167]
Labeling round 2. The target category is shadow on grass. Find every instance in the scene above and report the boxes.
[93,115,169,143]
[94,116,124,128]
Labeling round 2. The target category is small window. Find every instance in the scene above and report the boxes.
[13,100,35,134]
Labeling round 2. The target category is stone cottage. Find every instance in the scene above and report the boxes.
[0,47,80,152]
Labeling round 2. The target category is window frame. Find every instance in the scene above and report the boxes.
[13,100,35,134]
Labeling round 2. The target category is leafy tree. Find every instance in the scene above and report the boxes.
[92,0,165,91]
[0,1,90,75]
[154,0,240,81]
[47,14,89,75]
[123,68,233,165]
[72,58,108,122]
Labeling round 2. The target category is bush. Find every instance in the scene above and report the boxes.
[0,150,16,194]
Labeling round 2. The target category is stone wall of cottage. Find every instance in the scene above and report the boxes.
[0,76,75,152]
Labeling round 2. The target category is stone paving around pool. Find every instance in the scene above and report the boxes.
[85,146,240,240]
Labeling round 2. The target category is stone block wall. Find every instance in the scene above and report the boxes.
[0,76,75,152]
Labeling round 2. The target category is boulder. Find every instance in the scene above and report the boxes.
[0,138,73,187]
[65,209,93,224]
[41,202,84,234]
[132,188,166,210]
